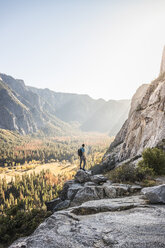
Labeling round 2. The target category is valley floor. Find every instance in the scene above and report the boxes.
[0,162,77,183]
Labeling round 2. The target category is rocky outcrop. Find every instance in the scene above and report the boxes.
[71,195,146,215]
[142,184,165,203]
[45,198,62,211]
[75,170,92,183]
[102,50,165,169]
[10,203,165,248]
[45,170,142,212]
[10,171,165,248]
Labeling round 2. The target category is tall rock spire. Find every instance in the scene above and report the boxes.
[160,45,165,75]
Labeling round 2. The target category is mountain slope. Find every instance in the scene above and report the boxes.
[0,80,37,134]
[29,86,130,134]
[0,74,72,135]
[29,86,105,123]
[0,73,130,135]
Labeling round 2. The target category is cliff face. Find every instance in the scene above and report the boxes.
[103,52,165,167]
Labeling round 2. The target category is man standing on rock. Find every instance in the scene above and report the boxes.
[78,144,86,170]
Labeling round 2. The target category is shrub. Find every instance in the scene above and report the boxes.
[107,162,154,183]
[135,163,154,181]
[105,147,165,184]
[138,148,165,175]
[108,163,137,183]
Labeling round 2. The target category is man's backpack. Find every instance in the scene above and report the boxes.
[78,148,82,157]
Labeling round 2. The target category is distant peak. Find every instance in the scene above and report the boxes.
[160,45,165,75]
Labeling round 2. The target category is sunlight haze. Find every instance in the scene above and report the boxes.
[0,0,165,100]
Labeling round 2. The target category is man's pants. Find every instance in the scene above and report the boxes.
[80,157,86,169]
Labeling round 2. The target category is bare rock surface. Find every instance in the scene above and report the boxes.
[67,183,83,200]
[59,180,76,200]
[71,195,146,215]
[90,174,108,184]
[10,198,165,248]
[142,184,165,203]
[54,200,70,211]
[45,198,62,211]
[74,170,92,183]
[111,184,130,196]
[104,185,117,198]
[71,186,100,206]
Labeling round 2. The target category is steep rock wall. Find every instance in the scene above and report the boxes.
[103,74,165,168]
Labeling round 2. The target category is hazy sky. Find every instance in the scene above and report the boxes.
[0,0,165,100]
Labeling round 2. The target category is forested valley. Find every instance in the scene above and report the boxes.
[0,129,112,247]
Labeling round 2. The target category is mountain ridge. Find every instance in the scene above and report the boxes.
[0,72,131,135]
[28,84,130,134]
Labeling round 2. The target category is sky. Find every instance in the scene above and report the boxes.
[0,0,165,100]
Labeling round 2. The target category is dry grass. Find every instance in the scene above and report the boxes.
[0,162,78,183]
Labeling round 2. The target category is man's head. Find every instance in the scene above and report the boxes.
[82,144,85,147]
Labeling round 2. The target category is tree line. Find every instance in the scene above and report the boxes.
[0,170,73,213]
[0,170,73,247]
[0,137,110,167]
